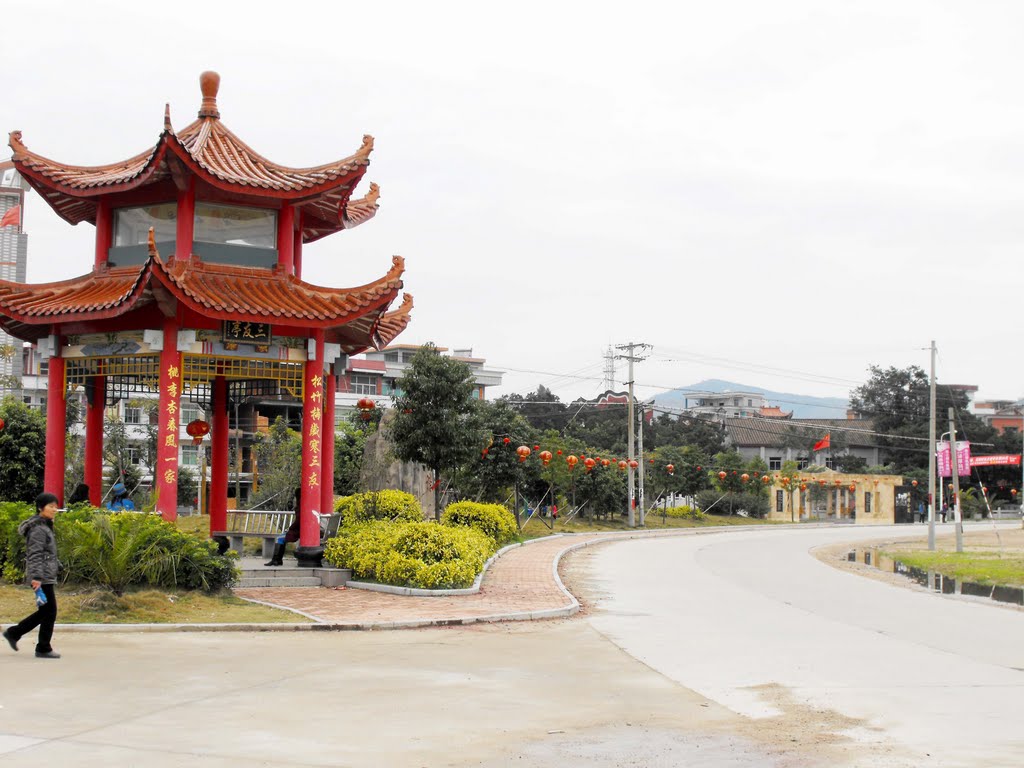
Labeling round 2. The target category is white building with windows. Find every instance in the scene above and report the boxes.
[683,390,767,419]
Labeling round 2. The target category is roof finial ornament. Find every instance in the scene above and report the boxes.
[164,103,173,132]
[198,71,221,119]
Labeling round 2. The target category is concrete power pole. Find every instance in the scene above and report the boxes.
[637,405,645,526]
[616,342,650,528]
[927,340,937,551]
[948,407,964,553]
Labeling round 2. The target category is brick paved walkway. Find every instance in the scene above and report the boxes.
[233,534,611,627]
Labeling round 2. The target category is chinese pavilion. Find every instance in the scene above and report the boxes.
[0,71,412,563]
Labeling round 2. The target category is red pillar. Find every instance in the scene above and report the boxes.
[300,330,325,547]
[84,374,105,505]
[175,178,195,259]
[210,375,229,534]
[94,200,112,269]
[277,203,295,274]
[43,335,66,504]
[156,320,181,521]
[321,361,337,515]
[293,212,304,278]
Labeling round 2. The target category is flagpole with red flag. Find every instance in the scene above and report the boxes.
[0,204,21,229]
[813,433,831,453]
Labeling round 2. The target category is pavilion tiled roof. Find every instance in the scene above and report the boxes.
[0,244,407,346]
[8,72,378,242]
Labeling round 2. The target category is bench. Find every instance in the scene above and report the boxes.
[213,510,342,557]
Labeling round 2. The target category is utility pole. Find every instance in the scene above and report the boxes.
[948,407,964,553]
[615,342,650,527]
[928,340,937,551]
[637,405,645,526]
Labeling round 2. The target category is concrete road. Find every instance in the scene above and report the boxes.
[583,523,1024,767]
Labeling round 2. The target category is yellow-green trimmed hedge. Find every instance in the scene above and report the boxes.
[440,501,517,547]
[333,490,423,525]
[323,520,491,589]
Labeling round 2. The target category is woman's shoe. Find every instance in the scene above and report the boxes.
[35,650,61,659]
[2,628,18,651]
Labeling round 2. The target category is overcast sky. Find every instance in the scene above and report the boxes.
[6,1,1023,407]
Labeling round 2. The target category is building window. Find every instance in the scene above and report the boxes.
[349,374,378,395]
[384,352,400,363]
[193,203,277,268]
[124,406,142,424]
[864,492,872,514]
[181,445,199,466]
[114,203,177,246]
[797,458,809,469]
[125,445,143,466]
[181,404,204,424]
[39,361,48,375]
[825,457,834,469]
[776,490,784,512]
[747,399,753,407]
[769,457,782,471]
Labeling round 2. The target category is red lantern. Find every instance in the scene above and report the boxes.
[848,484,856,492]
[649,459,654,464]
[762,475,771,484]
[982,486,988,494]
[696,466,702,471]
[534,445,540,451]
[186,419,211,446]
[618,460,627,470]
[741,473,750,483]
[356,397,376,421]
[628,459,639,470]
[834,479,841,486]
[556,449,563,455]
[481,448,489,457]
[1013,489,1019,496]
[912,480,918,487]
[718,471,727,480]
[566,455,578,469]
[517,446,531,462]
[584,457,596,472]
[540,450,553,466]
[800,483,807,491]
[503,437,511,444]
[601,458,610,467]
[0,418,5,431]
[818,480,826,487]
[666,464,675,475]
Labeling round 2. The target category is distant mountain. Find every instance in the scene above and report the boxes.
[654,379,848,420]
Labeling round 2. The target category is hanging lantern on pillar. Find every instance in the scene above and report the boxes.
[666,464,675,475]
[628,459,639,470]
[517,446,531,463]
[186,419,211,446]
[539,450,553,466]
[584,457,596,472]
[618,460,627,470]
[566,455,578,469]
[356,397,376,421]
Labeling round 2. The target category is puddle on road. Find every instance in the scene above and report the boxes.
[846,549,1024,606]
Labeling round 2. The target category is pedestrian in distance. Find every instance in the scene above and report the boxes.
[3,492,62,659]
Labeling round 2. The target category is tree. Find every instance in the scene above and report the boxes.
[388,344,483,519]
[0,397,47,502]
[504,385,569,432]
[646,413,725,455]
[849,365,995,472]
[449,400,538,504]
[250,416,302,509]
[177,466,198,507]
[334,421,368,497]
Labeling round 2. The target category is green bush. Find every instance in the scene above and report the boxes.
[323,520,491,589]
[333,490,423,525]
[659,504,706,520]
[0,501,35,582]
[58,512,237,594]
[441,501,517,548]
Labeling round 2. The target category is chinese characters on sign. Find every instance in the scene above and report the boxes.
[306,372,324,490]
[222,321,272,345]
[161,362,182,488]
[936,441,972,477]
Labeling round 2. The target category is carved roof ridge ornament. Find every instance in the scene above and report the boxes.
[164,104,173,133]
[343,181,381,230]
[197,71,221,119]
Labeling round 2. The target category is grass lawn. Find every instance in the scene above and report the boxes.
[880,527,1024,588]
[0,584,304,625]
[516,511,778,540]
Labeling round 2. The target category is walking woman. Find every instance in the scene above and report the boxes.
[3,492,61,659]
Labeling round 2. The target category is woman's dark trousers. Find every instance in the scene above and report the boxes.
[9,584,57,653]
